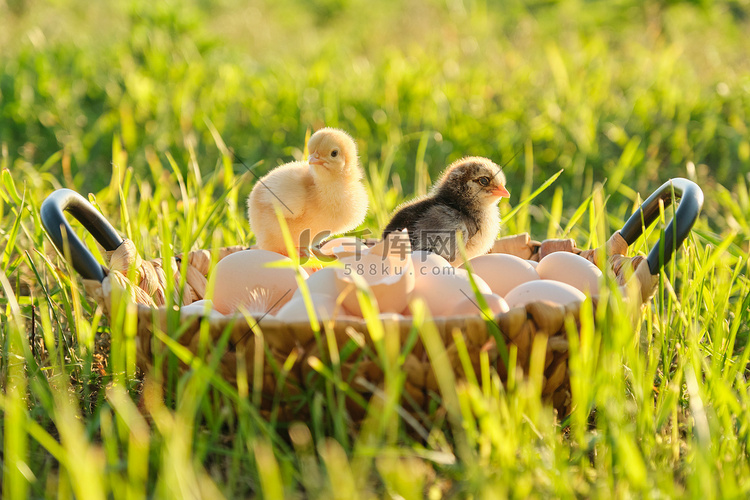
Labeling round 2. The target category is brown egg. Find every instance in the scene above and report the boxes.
[410,250,454,278]
[211,249,307,315]
[412,266,493,317]
[461,253,540,298]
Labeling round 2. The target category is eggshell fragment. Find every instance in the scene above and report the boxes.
[448,293,509,317]
[212,249,307,315]
[334,231,415,316]
[275,293,339,322]
[504,280,586,308]
[461,254,540,298]
[319,237,369,259]
[536,251,602,295]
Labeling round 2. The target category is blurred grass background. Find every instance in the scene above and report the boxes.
[3,0,750,498]
[3,0,749,208]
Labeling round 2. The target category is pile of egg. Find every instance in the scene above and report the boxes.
[182,232,604,321]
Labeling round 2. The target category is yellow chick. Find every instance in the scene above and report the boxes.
[247,128,369,256]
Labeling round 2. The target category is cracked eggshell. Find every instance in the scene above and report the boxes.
[448,292,509,316]
[212,249,307,315]
[504,280,586,308]
[461,253,540,298]
[412,267,492,317]
[319,237,369,259]
[334,231,415,316]
[536,251,602,295]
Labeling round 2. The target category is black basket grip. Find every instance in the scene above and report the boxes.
[41,189,124,282]
[619,178,703,275]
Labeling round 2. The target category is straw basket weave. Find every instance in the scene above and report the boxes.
[41,179,703,419]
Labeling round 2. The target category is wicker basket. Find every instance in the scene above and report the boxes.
[41,179,703,418]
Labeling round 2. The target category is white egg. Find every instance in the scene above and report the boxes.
[275,293,339,322]
[180,299,227,320]
[536,251,602,295]
[448,292,510,317]
[461,253,540,297]
[504,280,586,308]
[292,266,338,299]
[181,298,213,311]
[211,249,307,315]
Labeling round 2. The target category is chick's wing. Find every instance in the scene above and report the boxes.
[412,205,469,262]
[250,162,311,218]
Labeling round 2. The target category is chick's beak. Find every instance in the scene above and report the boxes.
[492,184,510,198]
[308,153,325,166]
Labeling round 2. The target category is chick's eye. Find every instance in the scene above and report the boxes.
[331,150,338,158]
[477,177,490,187]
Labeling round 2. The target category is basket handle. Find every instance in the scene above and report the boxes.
[41,189,124,282]
[619,178,703,275]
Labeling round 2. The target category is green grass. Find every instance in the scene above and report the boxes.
[2,0,750,497]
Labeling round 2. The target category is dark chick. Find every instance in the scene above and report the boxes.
[382,157,510,264]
